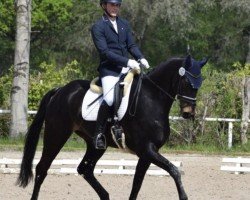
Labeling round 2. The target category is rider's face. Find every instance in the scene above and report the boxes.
[104,3,121,18]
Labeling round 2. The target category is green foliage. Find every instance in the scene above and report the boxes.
[32,0,73,27]
[0,0,74,72]
[0,68,12,108]
[169,62,248,148]
[0,0,15,35]
[0,0,249,148]
[0,60,84,111]
[231,62,250,76]
[29,60,84,110]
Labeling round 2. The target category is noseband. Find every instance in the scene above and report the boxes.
[177,94,197,105]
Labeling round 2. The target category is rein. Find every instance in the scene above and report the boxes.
[145,71,198,106]
[144,73,176,101]
[128,64,202,116]
[128,68,176,117]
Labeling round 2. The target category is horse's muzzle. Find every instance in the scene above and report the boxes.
[181,106,195,119]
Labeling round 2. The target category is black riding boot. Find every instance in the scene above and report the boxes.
[93,101,110,149]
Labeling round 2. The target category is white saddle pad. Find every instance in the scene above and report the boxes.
[82,81,133,121]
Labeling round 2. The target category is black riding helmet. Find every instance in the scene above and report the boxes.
[100,0,122,5]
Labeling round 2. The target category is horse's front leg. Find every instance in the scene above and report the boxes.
[129,158,151,200]
[146,143,188,200]
[77,143,109,200]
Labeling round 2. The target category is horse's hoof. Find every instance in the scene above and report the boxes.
[180,196,188,200]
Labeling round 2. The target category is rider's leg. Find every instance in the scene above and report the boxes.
[93,100,110,149]
[93,76,119,149]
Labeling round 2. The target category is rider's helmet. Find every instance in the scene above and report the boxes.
[100,0,122,5]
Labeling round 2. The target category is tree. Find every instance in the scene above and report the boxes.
[10,0,32,137]
[240,76,249,144]
[0,0,16,75]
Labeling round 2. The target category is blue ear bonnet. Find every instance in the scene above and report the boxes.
[185,59,202,89]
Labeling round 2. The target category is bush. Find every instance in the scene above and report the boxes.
[169,62,249,148]
[29,60,84,110]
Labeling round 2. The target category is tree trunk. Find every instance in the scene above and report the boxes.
[246,34,250,63]
[240,76,250,144]
[10,0,32,137]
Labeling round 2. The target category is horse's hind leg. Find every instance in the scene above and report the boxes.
[31,124,72,200]
[77,143,108,200]
[129,158,151,200]
[142,143,188,200]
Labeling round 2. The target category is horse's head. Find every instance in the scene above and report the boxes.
[177,55,208,119]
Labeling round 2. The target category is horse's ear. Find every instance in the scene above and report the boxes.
[184,55,192,69]
[199,58,208,68]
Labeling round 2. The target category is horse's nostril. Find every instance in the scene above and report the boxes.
[182,112,190,119]
[182,112,195,119]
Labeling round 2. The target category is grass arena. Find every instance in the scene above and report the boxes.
[0,151,249,200]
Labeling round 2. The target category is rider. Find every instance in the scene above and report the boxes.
[91,0,150,149]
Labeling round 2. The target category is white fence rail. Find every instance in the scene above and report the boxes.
[1,109,249,149]
[0,158,183,176]
[169,116,248,149]
[220,157,250,174]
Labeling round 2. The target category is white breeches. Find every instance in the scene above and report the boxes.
[101,67,130,106]
[101,76,120,106]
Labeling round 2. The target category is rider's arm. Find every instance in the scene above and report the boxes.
[91,23,129,67]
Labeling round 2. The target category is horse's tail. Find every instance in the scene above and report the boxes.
[16,88,59,188]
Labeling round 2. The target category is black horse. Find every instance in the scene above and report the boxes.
[17,55,207,200]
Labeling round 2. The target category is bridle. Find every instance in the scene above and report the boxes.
[129,64,202,116]
[143,65,201,105]
[176,69,202,106]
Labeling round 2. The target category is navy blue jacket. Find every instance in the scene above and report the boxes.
[91,15,144,77]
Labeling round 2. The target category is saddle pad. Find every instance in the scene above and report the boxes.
[82,80,133,121]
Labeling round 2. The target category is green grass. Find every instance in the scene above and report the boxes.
[0,134,87,151]
[0,136,249,156]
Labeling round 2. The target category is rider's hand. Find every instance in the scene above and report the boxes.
[127,59,140,71]
[140,58,150,69]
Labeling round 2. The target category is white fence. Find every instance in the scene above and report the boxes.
[1,109,249,149]
[221,157,250,174]
[0,158,183,176]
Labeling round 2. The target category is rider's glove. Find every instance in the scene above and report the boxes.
[127,59,140,71]
[140,58,150,69]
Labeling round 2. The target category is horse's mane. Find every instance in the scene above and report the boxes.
[147,57,184,77]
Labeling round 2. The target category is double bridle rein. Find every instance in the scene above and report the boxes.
[144,66,201,103]
[129,65,201,116]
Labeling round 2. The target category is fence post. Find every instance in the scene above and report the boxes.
[228,122,233,149]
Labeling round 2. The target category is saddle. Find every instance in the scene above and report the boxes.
[82,69,140,149]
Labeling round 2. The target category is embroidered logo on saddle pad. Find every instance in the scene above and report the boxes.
[82,69,138,121]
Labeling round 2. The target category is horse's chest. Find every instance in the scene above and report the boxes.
[140,119,168,146]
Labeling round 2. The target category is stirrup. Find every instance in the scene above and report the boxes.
[94,133,106,150]
[111,124,126,149]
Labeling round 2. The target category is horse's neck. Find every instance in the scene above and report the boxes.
[139,59,182,119]
[147,59,182,95]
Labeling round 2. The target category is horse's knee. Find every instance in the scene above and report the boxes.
[77,159,94,177]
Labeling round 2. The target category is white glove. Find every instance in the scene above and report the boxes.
[140,58,150,69]
[127,59,140,70]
